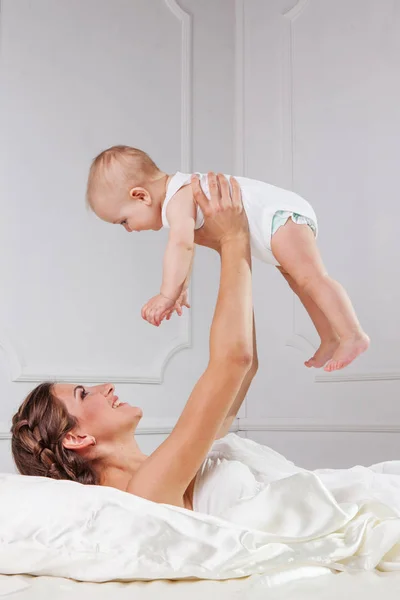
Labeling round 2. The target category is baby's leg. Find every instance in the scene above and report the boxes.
[278,267,339,368]
[271,219,369,371]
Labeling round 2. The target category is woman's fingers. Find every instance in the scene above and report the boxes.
[192,172,236,214]
[191,175,210,215]
[217,173,232,210]
[207,172,221,212]
[230,176,242,212]
[191,170,247,251]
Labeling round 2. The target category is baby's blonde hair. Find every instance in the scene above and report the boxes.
[86,145,162,209]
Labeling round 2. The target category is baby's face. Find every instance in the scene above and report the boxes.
[93,196,162,233]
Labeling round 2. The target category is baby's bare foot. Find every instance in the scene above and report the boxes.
[305,338,340,369]
[324,333,370,372]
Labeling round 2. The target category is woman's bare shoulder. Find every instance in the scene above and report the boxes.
[125,459,196,511]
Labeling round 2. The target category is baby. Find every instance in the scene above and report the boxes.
[86,145,369,372]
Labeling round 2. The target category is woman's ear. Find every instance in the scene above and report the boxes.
[62,432,96,451]
[129,187,152,206]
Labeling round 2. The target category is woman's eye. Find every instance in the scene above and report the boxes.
[80,388,88,400]
[120,220,127,226]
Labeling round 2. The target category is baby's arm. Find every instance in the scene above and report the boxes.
[163,246,195,321]
[161,186,196,300]
[182,245,195,292]
[142,186,196,326]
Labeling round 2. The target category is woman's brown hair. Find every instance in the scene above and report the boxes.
[11,382,98,485]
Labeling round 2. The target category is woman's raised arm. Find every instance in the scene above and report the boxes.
[127,174,253,506]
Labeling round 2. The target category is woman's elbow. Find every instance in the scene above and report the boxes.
[218,348,253,372]
[230,349,258,379]
[235,351,258,379]
[249,354,259,379]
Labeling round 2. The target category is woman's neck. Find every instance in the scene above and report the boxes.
[94,436,148,491]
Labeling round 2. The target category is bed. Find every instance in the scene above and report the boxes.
[0,572,399,600]
[2,435,400,597]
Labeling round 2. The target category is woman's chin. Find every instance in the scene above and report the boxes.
[131,405,143,418]
[124,405,143,428]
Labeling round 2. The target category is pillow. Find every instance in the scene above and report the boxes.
[0,472,293,582]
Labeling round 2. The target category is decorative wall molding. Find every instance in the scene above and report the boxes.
[315,371,400,384]
[0,0,194,385]
[156,0,195,388]
[282,0,311,22]
[234,0,248,418]
[2,415,400,440]
[238,418,400,433]
[281,0,400,384]
[10,357,186,385]
[284,329,316,356]
[234,0,245,175]
[281,0,316,357]
[0,418,240,440]
[281,0,312,188]
[164,0,193,172]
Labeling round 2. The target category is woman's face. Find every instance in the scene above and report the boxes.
[53,382,143,444]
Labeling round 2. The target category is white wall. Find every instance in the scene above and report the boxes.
[0,0,236,471]
[0,0,399,472]
[241,0,400,467]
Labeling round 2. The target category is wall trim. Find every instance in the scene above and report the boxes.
[281,0,313,355]
[315,371,400,383]
[282,0,310,22]
[238,418,400,433]
[2,416,400,440]
[280,2,400,383]
[164,0,192,172]
[0,418,240,440]
[234,0,245,175]
[5,328,193,386]
[11,371,169,385]
[0,0,194,385]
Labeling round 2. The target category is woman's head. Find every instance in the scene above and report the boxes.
[11,382,143,484]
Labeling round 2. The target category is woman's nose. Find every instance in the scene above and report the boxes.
[102,383,114,397]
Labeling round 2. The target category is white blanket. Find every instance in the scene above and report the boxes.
[1,433,400,582]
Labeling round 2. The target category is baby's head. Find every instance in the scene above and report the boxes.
[86,145,166,232]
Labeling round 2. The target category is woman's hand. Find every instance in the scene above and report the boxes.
[191,173,248,251]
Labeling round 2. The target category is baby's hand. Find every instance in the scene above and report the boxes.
[175,289,190,317]
[164,290,191,321]
[141,294,175,327]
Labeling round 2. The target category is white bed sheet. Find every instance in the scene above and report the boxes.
[2,433,400,583]
[0,571,399,600]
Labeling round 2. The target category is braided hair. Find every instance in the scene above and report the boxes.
[11,382,98,485]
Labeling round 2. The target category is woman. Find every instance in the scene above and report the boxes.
[11,173,258,511]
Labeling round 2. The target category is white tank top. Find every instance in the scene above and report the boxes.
[161,172,318,266]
